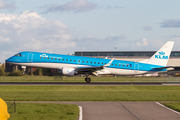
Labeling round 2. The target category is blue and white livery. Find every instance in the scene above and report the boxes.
[6,41,174,83]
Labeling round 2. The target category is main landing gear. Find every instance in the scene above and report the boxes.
[85,75,91,83]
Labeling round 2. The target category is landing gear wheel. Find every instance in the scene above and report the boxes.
[85,74,91,83]
[85,78,91,83]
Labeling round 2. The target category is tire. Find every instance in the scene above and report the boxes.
[86,78,91,83]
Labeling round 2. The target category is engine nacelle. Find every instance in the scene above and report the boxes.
[62,67,77,76]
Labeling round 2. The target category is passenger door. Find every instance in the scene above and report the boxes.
[134,62,139,73]
[27,52,33,62]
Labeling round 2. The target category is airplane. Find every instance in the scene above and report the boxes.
[6,41,174,83]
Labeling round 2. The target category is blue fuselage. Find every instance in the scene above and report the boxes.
[6,51,167,75]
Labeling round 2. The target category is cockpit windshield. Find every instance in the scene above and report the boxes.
[14,53,21,57]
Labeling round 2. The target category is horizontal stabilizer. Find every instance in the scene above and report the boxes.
[152,66,172,70]
[152,66,174,71]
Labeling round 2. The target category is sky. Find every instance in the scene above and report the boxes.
[0,0,180,63]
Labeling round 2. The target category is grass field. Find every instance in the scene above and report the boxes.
[1,76,180,119]
[163,102,180,112]
[0,76,180,82]
[1,86,180,101]
[6,102,79,120]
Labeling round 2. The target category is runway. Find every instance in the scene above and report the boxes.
[4,82,180,119]
[1,82,180,85]
[14,101,180,120]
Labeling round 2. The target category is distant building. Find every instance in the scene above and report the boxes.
[75,51,180,66]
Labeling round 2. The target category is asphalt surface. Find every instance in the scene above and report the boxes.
[15,101,180,120]
[1,82,180,85]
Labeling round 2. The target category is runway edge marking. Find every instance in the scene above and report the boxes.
[156,102,180,115]
[79,106,83,120]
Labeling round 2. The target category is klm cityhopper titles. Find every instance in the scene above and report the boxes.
[6,41,174,83]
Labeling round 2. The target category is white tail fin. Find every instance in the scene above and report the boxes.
[144,41,174,66]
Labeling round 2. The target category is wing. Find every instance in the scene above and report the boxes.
[76,58,114,72]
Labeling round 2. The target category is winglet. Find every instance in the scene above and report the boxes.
[104,58,114,67]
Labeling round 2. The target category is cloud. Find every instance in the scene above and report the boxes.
[132,37,180,51]
[73,34,129,51]
[0,51,15,63]
[0,36,10,42]
[105,34,127,41]
[150,35,180,51]
[0,10,129,63]
[75,34,127,42]
[0,11,75,63]
[0,0,15,10]
[132,38,148,47]
[169,36,180,50]
[143,26,152,31]
[106,5,122,9]
[161,19,180,27]
[43,0,97,13]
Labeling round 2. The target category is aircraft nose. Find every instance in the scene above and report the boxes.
[6,53,23,63]
[6,57,14,63]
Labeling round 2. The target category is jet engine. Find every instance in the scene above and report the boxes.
[62,67,78,76]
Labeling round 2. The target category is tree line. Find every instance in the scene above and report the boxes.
[0,63,59,76]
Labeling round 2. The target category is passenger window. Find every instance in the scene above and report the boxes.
[82,61,84,63]
[119,64,121,66]
[90,62,92,63]
[123,65,124,67]
[78,60,80,62]
[44,57,45,59]
[102,63,103,64]
[94,62,96,64]
[105,63,106,65]
[126,65,128,67]
[70,60,72,61]
[74,60,76,62]
[48,58,49,59]
[59,58,60,60]
[98,62,100,64]
[86,61,88,63]
[111,64,113,65]
[62,59,64,61]
[130,64,132,67]
[66,59,68,61]
[40,57,42,58]
[55,58,57,60]
[51,58,53,60]
[115,64,117,66]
